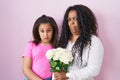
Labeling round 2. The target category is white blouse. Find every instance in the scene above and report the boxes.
[66,35,104,80]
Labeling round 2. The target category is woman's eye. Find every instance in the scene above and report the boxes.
[68,18,71,21]
[68,17,78,21]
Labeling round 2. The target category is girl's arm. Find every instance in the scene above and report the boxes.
[22,56,43,80]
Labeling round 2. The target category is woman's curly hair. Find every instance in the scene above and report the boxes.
[58,4,98,64]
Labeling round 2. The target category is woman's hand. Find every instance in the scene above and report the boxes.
[54,71,67,80]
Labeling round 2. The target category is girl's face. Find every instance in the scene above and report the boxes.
[38,23,53,45]
[68,10,79,35]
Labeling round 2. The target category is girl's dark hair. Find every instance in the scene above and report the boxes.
[32,15,58,48]
[58,4,98,63]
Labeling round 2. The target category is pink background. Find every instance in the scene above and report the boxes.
[0,0,120,80]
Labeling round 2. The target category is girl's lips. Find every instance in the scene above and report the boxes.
[43,38,49,40]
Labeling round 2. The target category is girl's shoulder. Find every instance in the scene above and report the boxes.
[40,43,53,49]
[26,41,36,47]
[27,41,35,45]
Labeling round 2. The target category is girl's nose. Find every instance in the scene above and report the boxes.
[44,32,47,37]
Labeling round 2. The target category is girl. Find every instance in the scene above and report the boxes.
[22,15,58,80]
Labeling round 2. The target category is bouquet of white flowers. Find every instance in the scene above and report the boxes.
[46,47,73,72]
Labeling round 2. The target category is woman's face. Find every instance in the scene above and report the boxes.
[68,10,79,35]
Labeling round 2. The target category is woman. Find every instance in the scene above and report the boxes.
[54,4,104,80]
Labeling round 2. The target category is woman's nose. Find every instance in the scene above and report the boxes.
[70,20,75,25]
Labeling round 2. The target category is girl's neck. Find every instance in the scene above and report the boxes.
[40,42,52,46]
[70,34,79,42]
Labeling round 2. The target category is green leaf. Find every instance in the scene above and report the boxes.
[50,61,57,68]
[49,60,70,72]
[56,67,61,71]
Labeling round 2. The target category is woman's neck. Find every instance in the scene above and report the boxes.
[70,34,79,42]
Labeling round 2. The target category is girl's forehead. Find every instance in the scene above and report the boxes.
[39,23,52,29]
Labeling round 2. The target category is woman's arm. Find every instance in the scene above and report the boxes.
[22,56,43,80]
[66,37,104,79]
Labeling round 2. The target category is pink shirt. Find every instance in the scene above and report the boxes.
[22,42,53,79]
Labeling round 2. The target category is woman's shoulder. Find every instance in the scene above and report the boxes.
[91,35,101,41]
[91,35,103,45]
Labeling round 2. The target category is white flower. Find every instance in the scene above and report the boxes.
[46,49,55,59]
[46,47,73,63]
[46,47,73,72]
[59,49,73,64]
[53,51,61,60]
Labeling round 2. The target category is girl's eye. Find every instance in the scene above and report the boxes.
[47,30,52,32]
[40,30,44,33]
